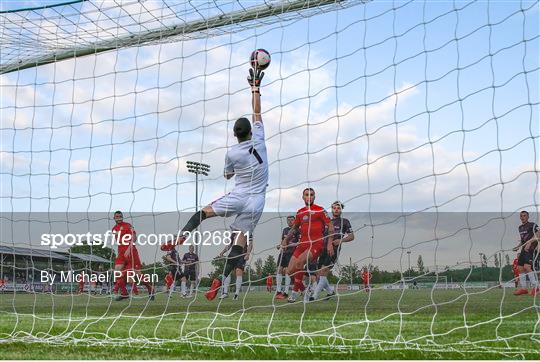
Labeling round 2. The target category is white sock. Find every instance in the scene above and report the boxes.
[527,272,538,287]
[313,277,326,299]
[289,290,298,301]
[222,275,231,295]
[317,276,327,293]
[310,278,317,292]
[519,273,527,288]
[235,275,243,295]
[284,275,291,294]
[181,280,186,294]
[190,282,195,295]
[325,278,334,293]
[276,273,283,292]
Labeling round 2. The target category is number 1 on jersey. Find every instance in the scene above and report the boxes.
[249,146,263,164]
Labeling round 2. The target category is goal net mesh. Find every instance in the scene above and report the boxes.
[1,0,539,355]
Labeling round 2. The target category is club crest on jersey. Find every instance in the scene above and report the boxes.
[302,215,309,221]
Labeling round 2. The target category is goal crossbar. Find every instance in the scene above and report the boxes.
[0,0,364,75]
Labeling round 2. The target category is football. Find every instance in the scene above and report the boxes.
[250,48,271,70]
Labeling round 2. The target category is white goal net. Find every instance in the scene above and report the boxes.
[1,0,539,356]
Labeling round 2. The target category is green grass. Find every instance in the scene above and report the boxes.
[1,288,539,359]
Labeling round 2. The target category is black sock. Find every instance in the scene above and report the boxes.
[222,245,243,280]
[181,210,207,233]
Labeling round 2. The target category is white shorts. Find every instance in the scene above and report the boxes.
[210,192,265,233]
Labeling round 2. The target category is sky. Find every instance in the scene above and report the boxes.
[0,0,539,272]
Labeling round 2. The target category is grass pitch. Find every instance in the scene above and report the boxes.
[0,288,539,359]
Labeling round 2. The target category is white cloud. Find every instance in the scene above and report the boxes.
[1,3,537,216]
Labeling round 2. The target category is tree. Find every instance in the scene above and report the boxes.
[262,255,277,277]
[481,254,488,268]
[417,255,424,273]
[494,253,500,268]
[254,258,263,281]
[339,263,360,284]
[505,254,511,266]
[208,257,226,280]
[244,265,253,283]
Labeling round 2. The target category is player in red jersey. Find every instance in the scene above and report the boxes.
[266,274,273,292]
[164,271,174,293]
[361,267,371,291]
[512,257,520,288]
[280,188,332,303]
[78,271,85,294]
[111,211,155,301]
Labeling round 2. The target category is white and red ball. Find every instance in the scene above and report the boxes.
[250,49,271,70]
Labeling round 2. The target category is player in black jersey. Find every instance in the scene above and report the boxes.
[180,245,199,297]
[311,201,354,300]
[219,234,253,300]
[162,245,183,297]
[276,216,298,298]
[512,210,539,296]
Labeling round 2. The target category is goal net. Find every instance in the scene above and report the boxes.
[1,0,539,357]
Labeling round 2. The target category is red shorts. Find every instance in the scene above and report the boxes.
[292,240,324,260]
[115,247,142,270]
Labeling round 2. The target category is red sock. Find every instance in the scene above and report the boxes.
[165,272,173,289]
[293,274,305,292]
[114,272,128,295]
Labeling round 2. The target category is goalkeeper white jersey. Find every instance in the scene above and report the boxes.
[223,120,268,194]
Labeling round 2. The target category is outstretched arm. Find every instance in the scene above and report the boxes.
[248,68,264,124]
[252,89,262,124]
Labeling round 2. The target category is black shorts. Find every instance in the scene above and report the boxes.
[306,260,318,276]
[518,249,536,267]
[318,245,340,270]
[231,255,247,271]
[278,252,292,268]
[183,269,197,281]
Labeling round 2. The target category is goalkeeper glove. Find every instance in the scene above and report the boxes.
[247,68,264,93]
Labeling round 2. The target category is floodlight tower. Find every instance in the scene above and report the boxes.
[186,161,210,259]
